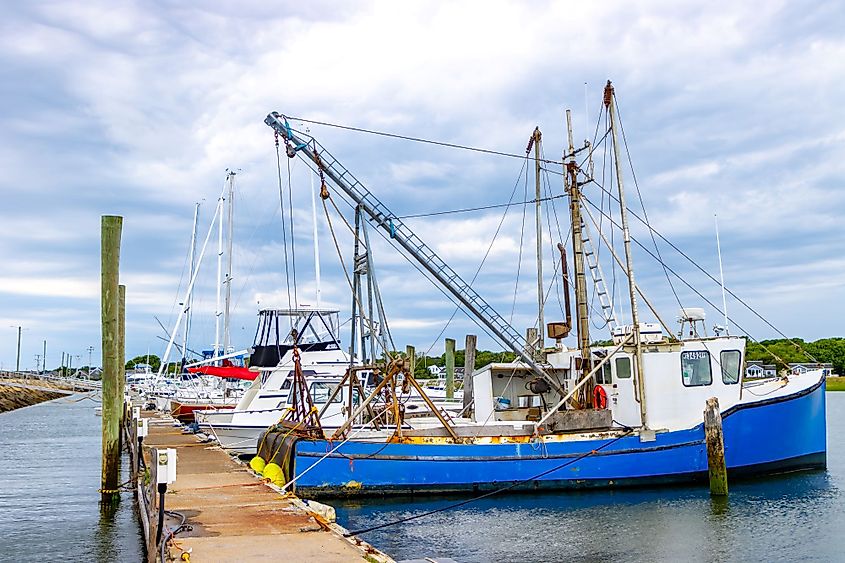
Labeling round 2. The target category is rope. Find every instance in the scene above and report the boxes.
[344,426,634,537]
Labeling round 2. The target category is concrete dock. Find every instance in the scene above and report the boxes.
[128,411,391,562]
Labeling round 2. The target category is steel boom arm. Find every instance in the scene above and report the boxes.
[264,112,563,395]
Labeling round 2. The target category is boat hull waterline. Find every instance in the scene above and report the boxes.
[271,376,826,498]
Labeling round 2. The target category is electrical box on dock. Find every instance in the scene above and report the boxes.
[155,448,177,484]
[132,406,141,420]
[136,418,148,438]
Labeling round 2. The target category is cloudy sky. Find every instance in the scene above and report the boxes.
[1,1,843,370]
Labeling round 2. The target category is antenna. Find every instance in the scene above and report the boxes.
[715,214,729,334]
[308,127,322,308]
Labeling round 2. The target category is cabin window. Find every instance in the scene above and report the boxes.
[721,350,741,385]
[309,381,341,404]
[615,357,632,379]
[596,361,613,384]
[281,379,292,390]
[681,350,712,387]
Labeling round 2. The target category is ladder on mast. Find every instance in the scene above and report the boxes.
[580,217,619,332]
[265,113,563,394]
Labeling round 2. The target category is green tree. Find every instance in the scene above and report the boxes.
[126,354,161,371]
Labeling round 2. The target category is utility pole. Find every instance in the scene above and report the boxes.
[87,345,95,376]
[34,354,41,373]
[12,326,22,372]
[43,340,47,374]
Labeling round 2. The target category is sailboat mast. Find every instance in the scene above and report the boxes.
[181,202,200,367]
[214,189,224,361]
[565,110,592,383]
[605,80,648,428]
[224,171,235,353]
[533,127,544,352]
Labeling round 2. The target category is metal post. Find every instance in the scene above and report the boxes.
[445,338,455,400]
[101,215,122,503]
[43,340,47,375]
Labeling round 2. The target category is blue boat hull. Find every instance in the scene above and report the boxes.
[286,378,826,497]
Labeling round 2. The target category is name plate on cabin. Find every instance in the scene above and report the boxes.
[542,408,613,433]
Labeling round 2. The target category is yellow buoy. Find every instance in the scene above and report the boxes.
[249,456,266,474]
[262,462,284,485]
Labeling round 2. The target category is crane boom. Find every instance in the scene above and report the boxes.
[264,113,564,395]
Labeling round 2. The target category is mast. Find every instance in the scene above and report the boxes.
[605,80,647,428]
[224,171,235,353]
[532,127,544,354]
[565,110,592,404]
[715,214,729,334]
[181,202,200,368]
[214,188,224,361]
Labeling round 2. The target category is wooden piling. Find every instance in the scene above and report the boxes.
[463,334,477,411]
[101,215,123,503]
[118,284,126,449]
[445,338,455,399]
[405,345,416,376]
[704,397,728,496]
[526,327,539,360]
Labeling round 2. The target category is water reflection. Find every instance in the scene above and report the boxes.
[0,397,143,561]
[335,393,844,562]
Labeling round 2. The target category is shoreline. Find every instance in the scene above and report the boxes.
[0,379,75,413]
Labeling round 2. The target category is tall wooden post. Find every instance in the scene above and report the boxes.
[101,215,123,503]
[445,338,455,399]
[463,334,477,411]
[118,284,126,448]
[406,345,415,375]
[704,397,728,496]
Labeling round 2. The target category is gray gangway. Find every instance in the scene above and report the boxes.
[265,113,562,393]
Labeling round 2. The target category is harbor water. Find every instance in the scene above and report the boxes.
[0,394,143,561]
[0,392,842,562]
[335,392,845,562]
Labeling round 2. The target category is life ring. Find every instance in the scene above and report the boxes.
[593,385,608,410]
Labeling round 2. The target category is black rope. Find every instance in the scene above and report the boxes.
[344,427,634,537]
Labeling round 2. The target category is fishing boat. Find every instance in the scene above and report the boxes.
[254,82,826,498]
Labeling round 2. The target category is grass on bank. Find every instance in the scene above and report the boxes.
[826,377,845,391]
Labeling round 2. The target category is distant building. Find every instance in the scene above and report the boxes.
[788,363,834,377]
[428,365,443,377]
[745,361,777,379]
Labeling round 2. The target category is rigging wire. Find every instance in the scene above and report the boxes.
[580,194,801,366]
[396,194,567,220]
[275,138,294,319]
[288,116,570,165]
[509,161,530,324]
[613,92,685,315]
[286,156,299,307]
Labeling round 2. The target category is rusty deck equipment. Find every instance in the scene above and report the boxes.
[126,410,391,562]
